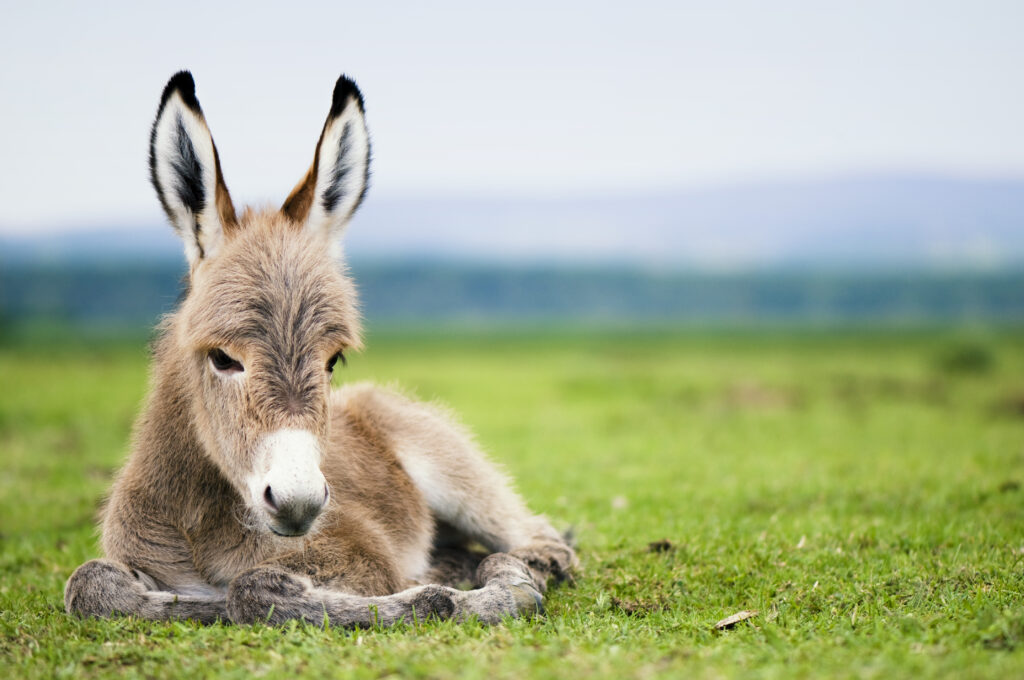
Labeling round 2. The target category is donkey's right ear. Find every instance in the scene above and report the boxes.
[149,71,237,267]
[281,76,370,244]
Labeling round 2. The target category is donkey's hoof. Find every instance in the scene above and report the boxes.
[452,578,544,625]
[511,541,578,591]
[509,579,545,617]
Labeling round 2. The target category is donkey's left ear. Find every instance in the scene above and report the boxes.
[150,71,237,267]
[281,75,370,242]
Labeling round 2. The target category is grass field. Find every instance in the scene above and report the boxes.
[1,326,1023,678]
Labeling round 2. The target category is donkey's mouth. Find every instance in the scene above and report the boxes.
[269,526,309,538]
[267,519,316,538]
[262,494,325,537]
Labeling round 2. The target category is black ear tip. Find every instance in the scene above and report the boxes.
[330,75,365,117]
[159,70,201,112]
[168,70,195,93]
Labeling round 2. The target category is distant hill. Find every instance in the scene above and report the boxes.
[346,175,1024,268]
[2,174,1023,268]
[2,261,1022,328]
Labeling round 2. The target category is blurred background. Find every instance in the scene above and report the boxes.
[1,0,1022,331]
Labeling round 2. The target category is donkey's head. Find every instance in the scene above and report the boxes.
[150,72,369,537]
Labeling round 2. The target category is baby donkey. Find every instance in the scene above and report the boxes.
[64,72,575,626]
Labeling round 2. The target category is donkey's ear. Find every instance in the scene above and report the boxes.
[281,75,370,242]
[149,71,237,267]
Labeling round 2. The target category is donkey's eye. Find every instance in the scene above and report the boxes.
[208,348,244,373]
[326,351,346,373]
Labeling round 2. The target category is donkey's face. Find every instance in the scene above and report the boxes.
[150,72,369,537]
[177,223,361,537]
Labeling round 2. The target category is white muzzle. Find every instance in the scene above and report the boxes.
[249,428,328,536]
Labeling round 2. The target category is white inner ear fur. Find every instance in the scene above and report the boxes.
[152,93,226,267]
[305,99,369,249]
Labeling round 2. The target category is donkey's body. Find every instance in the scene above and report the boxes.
[64,73,574,626]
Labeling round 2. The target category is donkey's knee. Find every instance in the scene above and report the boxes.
[64,559,148,619]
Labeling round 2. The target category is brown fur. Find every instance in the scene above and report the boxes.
[64,72,576,627]
[211,143,238,230]
[281,163,317,223]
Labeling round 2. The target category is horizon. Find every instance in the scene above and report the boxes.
[3,172,1022,270]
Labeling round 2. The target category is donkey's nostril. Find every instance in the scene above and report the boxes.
[264,485,278,511]
[323,484,330,504]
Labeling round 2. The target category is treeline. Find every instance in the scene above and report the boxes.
[1,261,1022,328]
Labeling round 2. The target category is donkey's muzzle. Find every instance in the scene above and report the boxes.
[255,429,328,537]
[265,483,329,537]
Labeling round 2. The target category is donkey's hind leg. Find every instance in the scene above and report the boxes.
[65,559,227,623]
[395,426,576,591]
[353,386,578,593]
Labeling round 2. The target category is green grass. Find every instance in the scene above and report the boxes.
[2,326,1024,678]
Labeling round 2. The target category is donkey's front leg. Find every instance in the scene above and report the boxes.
[226,562,543,627]
[65,559,227,623]
[224,568,543,627]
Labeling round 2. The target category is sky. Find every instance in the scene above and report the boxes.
[2,1,1023,233]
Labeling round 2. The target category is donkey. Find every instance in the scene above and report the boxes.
[63,72,575,626]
